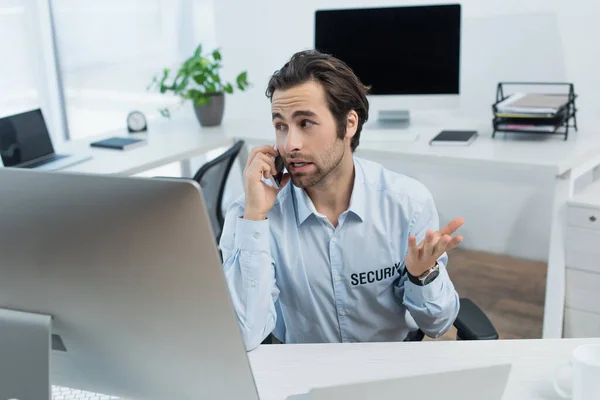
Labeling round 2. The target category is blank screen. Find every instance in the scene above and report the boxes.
[315,4,461,95]
[0,109,54,167]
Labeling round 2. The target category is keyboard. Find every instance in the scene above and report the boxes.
[52,385,120,400]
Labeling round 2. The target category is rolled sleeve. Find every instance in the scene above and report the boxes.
[402,260,459,338]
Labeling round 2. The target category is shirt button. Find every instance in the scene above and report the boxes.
[335,275,341,281]
[332,237,337,242]
[340,311,347,316]
[253,232,261,239]
[250,280,256,287]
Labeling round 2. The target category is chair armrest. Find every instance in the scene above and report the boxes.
[453,298,499,340]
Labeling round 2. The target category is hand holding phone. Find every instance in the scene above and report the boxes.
[242,144,289,221]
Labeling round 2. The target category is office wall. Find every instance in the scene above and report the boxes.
[212,0,600,261]
[214,0,599,129]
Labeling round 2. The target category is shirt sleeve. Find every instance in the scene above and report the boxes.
[219,199,279,351]
[395,194,460,339]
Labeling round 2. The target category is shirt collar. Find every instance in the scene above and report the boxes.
[292,158,365,227]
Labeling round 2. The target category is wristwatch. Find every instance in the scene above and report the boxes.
[406,262,440,286]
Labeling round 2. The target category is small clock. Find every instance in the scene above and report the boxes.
[127,111,147,133]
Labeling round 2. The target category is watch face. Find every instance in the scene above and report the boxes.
[127,111,146,131]
[423,268,440,285]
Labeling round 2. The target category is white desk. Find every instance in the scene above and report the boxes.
[249,338,600,400]
[56,118,234,176]
[57,116,600,338]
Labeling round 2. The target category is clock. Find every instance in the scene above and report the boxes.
[127,111,147,133]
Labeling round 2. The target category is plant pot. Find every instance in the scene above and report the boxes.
[193,93,225,127]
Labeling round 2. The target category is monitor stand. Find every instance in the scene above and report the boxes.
[371,109,410,129]
[0,308,52,400]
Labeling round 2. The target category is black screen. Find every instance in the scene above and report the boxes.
[0,109,54,167]
[315,4,461,95]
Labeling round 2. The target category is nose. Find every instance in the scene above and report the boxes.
[282,125,303,154]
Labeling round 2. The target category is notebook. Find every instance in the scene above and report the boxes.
[90,137,147,150]
[429,130,478,146]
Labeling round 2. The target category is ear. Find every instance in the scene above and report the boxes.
[345,110,359,140]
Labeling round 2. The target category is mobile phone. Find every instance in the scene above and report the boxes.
[269,154,285,189]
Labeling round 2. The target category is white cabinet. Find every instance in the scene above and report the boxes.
[565,180,600,337]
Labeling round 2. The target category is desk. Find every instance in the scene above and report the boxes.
[248,338,600,400]
[56,118,234,176]
[57,116,600,338]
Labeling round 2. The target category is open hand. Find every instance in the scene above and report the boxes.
[404,218,464,277]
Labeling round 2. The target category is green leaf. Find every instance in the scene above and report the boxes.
[192,94,210,106]
[204,81,218,94]
[193,74,207,86]
[212,49,222,61]
[223,83,233,94]
[209,71,220,83]
[193,44,202,58]
[236,71,249,91]
[159,108,171,118]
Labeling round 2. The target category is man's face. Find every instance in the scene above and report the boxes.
[271,80,348,189]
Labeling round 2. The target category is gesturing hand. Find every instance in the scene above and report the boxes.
[404,217,464,277]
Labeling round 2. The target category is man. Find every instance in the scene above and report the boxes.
[220,50,464,351]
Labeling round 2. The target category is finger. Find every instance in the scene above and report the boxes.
[433,234,452,257]
[407,235,418,260]
[423,230,437,256]
[253,153,277,179]
[438,217,465,236]
[245,157,274,183]
[446,235,463,251]
[246,145,278,168]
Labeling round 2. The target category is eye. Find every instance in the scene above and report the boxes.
[275,123,288,133]
[300,119,315,128]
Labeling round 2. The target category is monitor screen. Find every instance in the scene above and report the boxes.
[0,109,54,167]
[315,4,461,96]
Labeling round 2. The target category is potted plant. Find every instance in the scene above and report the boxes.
[148,44,249,127]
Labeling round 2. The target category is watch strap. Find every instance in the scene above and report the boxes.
[406,269,424,286]
[406,262,439,286]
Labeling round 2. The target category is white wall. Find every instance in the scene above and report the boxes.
[214,0,599,130]
[212,1,600,261]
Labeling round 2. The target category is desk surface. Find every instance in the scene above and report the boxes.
[248,338,600,400]
[56,118,233,175]
[56,116,600,177]
[225,116,600,175]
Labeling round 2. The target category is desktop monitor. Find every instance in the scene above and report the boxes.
[315,4,461,127]
[0,168,259,400]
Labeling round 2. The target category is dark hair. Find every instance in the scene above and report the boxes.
[265,50,369,152]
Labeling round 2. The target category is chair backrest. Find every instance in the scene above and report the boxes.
[192,140,245,242]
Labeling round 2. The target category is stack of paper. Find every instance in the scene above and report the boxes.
[494,92,570,132]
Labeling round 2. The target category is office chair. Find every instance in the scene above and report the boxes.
[191,140,245,243]
[262,297,498,345]
[404,298,499,341]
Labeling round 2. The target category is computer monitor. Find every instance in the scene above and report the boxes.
[315,4,461,127]
[0,168,259,399]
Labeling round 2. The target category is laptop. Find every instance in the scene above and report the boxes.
[0,109,91,170]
